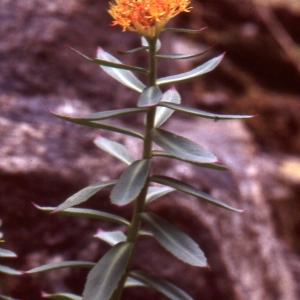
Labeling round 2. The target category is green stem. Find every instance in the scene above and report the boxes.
[110,37,158,300]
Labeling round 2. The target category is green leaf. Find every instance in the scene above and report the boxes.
[26,261,94,274]
[0,248,17,258]
[156,47,212,60]
[130,270,193,300]
[52,181,117,213]
[94,136,135,165]
[52,112,144,140]
[124,277,146,288]
[94,229,126,246]
[0,265,22,275]
[70,46,148,76]
[82,242,132,300]
[138,86,163,107]
[157,54,224,85]
[141,37,161,51]
[154,87,181,128]
[34,205,130,226]
[146,186,175,204]
[157,102,254,120]
[162,27,206,34]
[150,128,217,164]
[110,159,151,206]
[153,150,228,170]
[139,213,207,267]
[42,292,82,300]
[80,107,147,121]
[117,46,148,55]
[97,47,147,92]
[151,176,243,212]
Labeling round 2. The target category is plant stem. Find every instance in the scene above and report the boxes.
[110,38,158,300]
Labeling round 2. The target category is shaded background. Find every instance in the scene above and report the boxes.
[0,0,300,299]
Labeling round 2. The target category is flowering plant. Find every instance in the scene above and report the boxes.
[26,1,251,299]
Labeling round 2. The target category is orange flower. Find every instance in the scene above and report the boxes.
[108,0,192,38]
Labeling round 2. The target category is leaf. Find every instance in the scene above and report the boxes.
[157,102,254,120]
[42,292,82,300]
[146,186,175,204]
[124,277,146,288]
[150,128,217,163]
[141,36,161,51]
[153,150,228,170]
[82,242,132,300]
[138,86,163,107]
[52,180,117,213]
[94,229,126,246]
[110,159,150,206]
[129,270,193,300]
[0,248,17,258]
[34,205,130,226]
[81,107,147,121]
[139,213,207,267]
[162,27,207,34]
[94,136,135,165]
[151,175,243,212]
[118,46,148,55]
[0,295,19,300]
[157,53,224,85]
[70,46,148,75]
[156,47,212,60]
[52,112,144,140]
[0,265,22,275]
[154,87,181,128]
[97,47,147,92]
[26,261,94,274]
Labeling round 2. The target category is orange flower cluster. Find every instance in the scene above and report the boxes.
[108,0,191,38]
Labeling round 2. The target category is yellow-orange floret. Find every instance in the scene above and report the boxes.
[108,0,192,38]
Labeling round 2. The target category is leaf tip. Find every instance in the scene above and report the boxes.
[199,26,208,32]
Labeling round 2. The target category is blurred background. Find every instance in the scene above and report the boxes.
[0,0,300,299]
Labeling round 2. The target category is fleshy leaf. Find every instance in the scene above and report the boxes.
[110,159,151,206]
[0,265,22,275]
[157,102,254,120]
[52,112,144,140]
[0,295,19,300]
[141,36,161,51]
[52,181,117,213]
[82,242,132,300]
[150,128,217,163]
[156,47,212,60]
[162,27,207,34]
[81,107,147,121]
[130,270,193,300]
[118,46,148,55]
[151,175,243,212]
[34,205,130,226]
[153,150,228,170]
[42,292,82,300]
[138,86,163,107]
[154,87,181,128]
[124,277,146,288]
[139,212,207,267]
[94,229,126,246]
[146,186,175,204]
[26,261,94,274]
[0,248,17,258]
[157,53,224,85]
[97,47,147,92]
[94,136,135,165]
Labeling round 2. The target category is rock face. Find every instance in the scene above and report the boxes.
[1,1,299,300]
